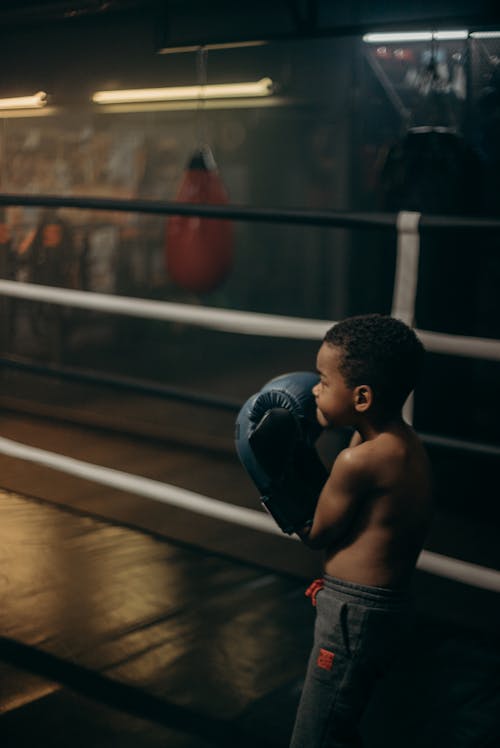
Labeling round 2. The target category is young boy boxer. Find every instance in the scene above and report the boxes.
[290,314,434,747]
[235,314,434,747]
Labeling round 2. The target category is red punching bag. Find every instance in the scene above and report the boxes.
[166,145,234,294]
[0,208,13,280]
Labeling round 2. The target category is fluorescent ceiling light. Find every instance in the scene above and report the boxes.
[0,91,47,110]
[92,78,274,104]
[363,31,468,43]
[364,32,432,43]
[433,30,469,40]
[470,31,500,38]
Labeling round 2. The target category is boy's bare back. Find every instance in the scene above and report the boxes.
[322,425,434,588]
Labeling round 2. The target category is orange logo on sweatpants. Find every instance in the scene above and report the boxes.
[317,648,335,671]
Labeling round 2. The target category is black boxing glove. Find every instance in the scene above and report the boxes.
[235,372,328,535]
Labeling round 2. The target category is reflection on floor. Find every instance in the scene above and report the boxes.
[0,489,499,747]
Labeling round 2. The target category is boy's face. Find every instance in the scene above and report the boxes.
[313,343,355,428]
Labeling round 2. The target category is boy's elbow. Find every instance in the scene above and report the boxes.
[296,526,328,550]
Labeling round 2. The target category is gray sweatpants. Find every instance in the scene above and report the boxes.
[290,575,413,748]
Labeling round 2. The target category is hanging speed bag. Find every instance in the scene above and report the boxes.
[0,208,12,280]
[378,126,483,215]
[0,208,10,247]
[165,146,234,294]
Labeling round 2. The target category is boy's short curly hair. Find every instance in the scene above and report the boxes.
[324,314,425,413]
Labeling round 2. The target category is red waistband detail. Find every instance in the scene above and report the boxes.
[305,578,324,607]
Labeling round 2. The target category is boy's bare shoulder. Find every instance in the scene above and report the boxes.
[343,434,402,464]
[329,443,375,491]
[342,429,427,482]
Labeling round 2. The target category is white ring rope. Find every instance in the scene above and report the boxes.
[0,435,498,593]
[0,280,500,361]
[416,551,500,593]
[417,329,500,361]
[0,435,281,537]
[0,279,331,340]
[1,280,499,455]
[420,432,500,457]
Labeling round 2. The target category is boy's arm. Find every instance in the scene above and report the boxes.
[297,448,368,549]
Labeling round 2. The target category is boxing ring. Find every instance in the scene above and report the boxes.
[0,192,499,596]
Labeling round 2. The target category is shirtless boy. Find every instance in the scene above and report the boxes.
[290,314,434,747]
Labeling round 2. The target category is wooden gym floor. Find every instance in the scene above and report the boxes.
[0,411,499,747]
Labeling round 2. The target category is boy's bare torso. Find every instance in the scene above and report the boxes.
[324,426,434,588]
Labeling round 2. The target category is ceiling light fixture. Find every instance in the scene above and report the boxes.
[0,91,48,110]
[470,31,500,39]
[92,78,274,105]
[363,30,469,43]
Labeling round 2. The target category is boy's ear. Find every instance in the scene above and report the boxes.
[353,385,373,413]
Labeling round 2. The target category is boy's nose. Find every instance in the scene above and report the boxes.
[312,383,319,396]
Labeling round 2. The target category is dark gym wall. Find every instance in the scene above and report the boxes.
[0,1,498,449]
[0,11,358,322]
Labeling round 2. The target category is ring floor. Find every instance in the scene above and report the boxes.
[0,488,499,748]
